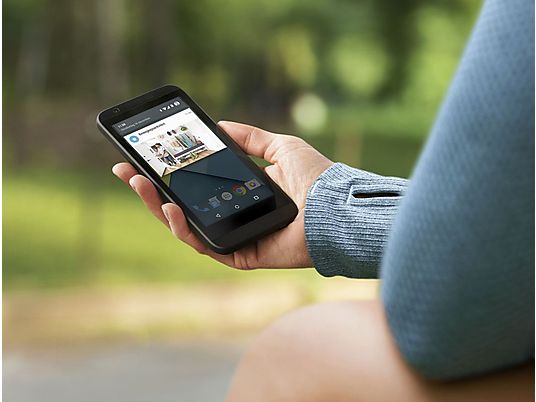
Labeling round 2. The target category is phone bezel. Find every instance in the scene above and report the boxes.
[96,85,298,253]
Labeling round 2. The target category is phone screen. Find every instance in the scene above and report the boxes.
[111,96,274,226]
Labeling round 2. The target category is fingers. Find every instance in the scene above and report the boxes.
[112,163,235,267]
[112,162,168,226]
[129,175,170,227]
[218,121,279,163]
[112,162,137,184]
[161,203,207,252]
[161,203,235,266]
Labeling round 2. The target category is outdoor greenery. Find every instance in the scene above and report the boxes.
[4,134,422,289]
[4,0,481,291]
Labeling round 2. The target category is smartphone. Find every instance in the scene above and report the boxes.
[97,85,298,254]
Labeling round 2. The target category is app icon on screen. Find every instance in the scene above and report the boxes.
[232,184,247,196]
[193,205,210,212]
[221,192,233,201]
[245,179,261,190]
[208,196,221,208]
[128,135,140,143]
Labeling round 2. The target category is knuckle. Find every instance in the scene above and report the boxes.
[288,135,306,145]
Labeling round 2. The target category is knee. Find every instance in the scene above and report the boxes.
[226,300,408,402]
[227,300,536,402]
[227,303,342,402]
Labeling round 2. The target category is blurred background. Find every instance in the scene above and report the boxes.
[3,0,479,400]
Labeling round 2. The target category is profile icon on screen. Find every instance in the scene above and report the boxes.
[128,135,140,143]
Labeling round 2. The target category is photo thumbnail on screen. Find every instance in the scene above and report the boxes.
[124,108,227,177]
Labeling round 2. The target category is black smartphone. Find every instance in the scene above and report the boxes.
[97,85,298,254]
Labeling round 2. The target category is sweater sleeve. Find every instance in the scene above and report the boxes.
[380,0,534,380]
[304,163,407,278]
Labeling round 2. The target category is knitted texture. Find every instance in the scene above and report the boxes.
[304,0,534,380]
[381,0,534,379]
[305,163,406,278]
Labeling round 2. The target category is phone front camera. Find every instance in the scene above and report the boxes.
[113,108,120,113]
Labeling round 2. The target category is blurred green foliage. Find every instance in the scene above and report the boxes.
[5,166,326,289]
[3,0,480,290]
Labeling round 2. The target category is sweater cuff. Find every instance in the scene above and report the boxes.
[304,163,407,278]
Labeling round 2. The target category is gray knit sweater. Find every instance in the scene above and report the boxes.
[304,0,534,380]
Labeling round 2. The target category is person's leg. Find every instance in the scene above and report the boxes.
[227,300,533,402]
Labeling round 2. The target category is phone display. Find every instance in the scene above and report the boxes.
[97,85,297,253]
[112,97,274,226]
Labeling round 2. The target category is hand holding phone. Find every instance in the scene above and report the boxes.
[97,85,332,266]
[113,120,334,269]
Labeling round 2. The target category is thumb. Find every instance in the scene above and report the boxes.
[218,121,279,163]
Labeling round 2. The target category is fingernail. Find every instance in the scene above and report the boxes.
[128,177,137,191]
[161,205,170,221]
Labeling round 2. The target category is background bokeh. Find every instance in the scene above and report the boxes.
[3,0,480,400]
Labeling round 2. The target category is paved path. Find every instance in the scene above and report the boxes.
[3,341,245,402]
